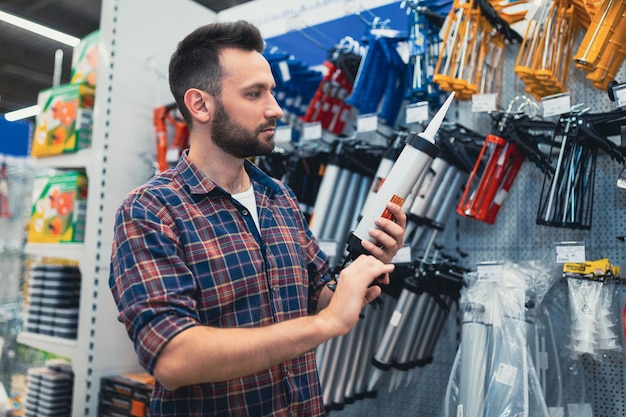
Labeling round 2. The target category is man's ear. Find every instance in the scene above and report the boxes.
[184,88,213,124]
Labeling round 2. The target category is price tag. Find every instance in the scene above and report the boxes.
[391,246,412,264]
[278,60,291,83]
[617,166,626,189]
[166,147,180,163]
[389,310,403,327]
[405,101,429,124]
[318,240,338,256]
[472,93,497,113]
[357,114,378,133]
[542,93,571,118]
[395,41,410,65]
[555,243,585,263]
[476,263,503,281]
[494,363,518,386]
[301,122,322,141]
[613,84,626,108]
[274,125,292,145]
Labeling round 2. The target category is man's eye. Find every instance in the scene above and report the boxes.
[248,91,261,98]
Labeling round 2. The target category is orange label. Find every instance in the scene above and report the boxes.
[381,194,405,220]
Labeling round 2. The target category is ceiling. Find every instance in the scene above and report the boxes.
[0,0,253,115]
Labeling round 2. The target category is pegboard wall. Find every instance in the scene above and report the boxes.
[331,34,626,417]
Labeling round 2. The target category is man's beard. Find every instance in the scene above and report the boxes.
[211,99,276,158]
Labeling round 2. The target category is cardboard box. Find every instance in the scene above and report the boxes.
[31,84,94,157]
[71,30,99,87]
[27,171,88,243]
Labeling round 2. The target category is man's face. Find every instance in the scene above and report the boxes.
[211,48,284,158]
[210,97,276,158]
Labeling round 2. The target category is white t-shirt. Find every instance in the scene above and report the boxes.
[232,184,260,232]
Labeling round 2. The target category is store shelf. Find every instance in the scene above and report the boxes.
[29,149,92,171]
[16,331,78,360]
[24,243,85,262]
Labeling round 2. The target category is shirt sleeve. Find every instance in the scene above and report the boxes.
[108,189,199,374]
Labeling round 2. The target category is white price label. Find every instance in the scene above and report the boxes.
[614,84,626,108]
[542,93,571,118]
[357,114,378,133]
[318,240,338,256]
[274,125,292,145]
[477,263,503,281]
[166,147,180,163]
[555,244,585,263]
[472,93,497,113]
[405,101,430,124]
[495,363,518,386]
[391,246,412,264]
[389,310,403,327]
[278,60,291,83]
[302,122,322,141]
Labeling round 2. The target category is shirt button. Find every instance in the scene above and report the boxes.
[242,209,249,216]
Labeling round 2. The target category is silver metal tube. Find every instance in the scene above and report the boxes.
[372,288,419,367]
[309,161,341,237]
[320,167,352,240]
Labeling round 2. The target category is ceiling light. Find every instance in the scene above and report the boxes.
[0,10,80,47]
[5,105,39,122]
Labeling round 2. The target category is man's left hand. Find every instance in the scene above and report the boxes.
[360,201,406,264]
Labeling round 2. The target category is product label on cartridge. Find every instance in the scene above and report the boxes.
[389,310,403,327]
[381,194,405,220]
[494,363,517,386]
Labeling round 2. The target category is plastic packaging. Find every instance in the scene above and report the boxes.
[567,276,623,360]
[444,260,558,417]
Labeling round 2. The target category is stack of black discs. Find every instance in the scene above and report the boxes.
[25,263,81,339]
[24,360,74,417]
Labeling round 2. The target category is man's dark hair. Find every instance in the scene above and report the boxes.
[168,20,265,127]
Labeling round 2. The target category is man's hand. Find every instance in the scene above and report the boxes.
[322,255,394,335]
[360,201,406,264]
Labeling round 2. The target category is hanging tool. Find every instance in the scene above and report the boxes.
[402,0,451,106]
[0,162,11,218]
[153,103,189,173]
[345,18,409,127]
[515,0,580,99]
[434,0,525,101]
[302,38,363,136]
[457,96,555,224]
[265,48,325,121]
[574,0,626,90]
[536,106,626,229]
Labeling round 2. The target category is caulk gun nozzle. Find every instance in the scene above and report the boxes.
[419,92,456,144]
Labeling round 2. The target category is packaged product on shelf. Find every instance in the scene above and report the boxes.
[70,30,99,86]
[25,263,81,338]
[27,171,88,243]
[99,373,155,417]
[31,84,95,157]
[24,361,73,417]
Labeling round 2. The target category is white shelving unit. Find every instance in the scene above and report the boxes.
[16,332,78,360]
[23,243,84,262]
[17,1,217,415]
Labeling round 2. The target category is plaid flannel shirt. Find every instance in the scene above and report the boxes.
[109,151,331,416]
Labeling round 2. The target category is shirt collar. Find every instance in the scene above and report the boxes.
[176,150,282,196]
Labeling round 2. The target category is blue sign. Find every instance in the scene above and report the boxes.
[0,116,32,157]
